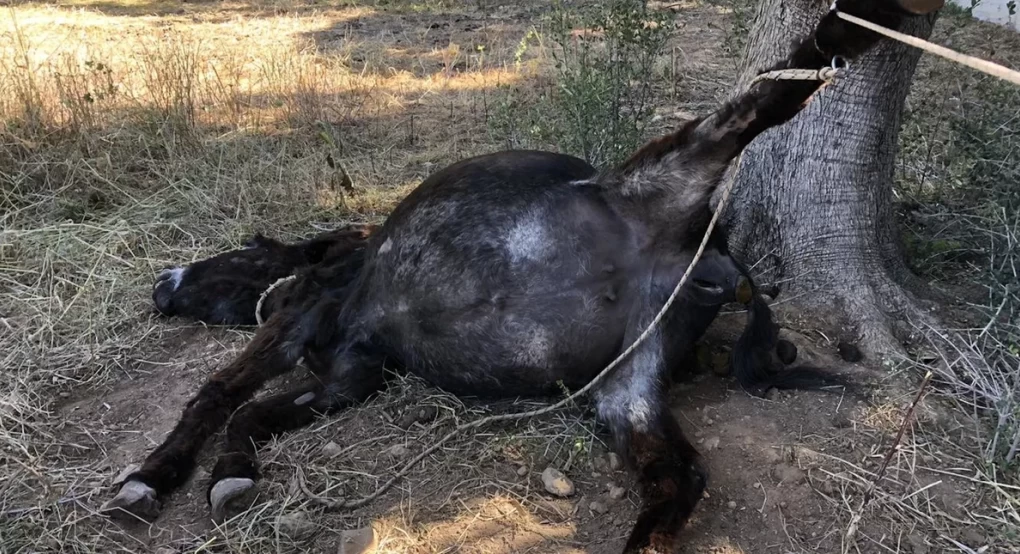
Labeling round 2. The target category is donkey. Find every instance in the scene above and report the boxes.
[103,3,936,552]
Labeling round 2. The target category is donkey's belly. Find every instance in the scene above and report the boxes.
[384,276,635,397]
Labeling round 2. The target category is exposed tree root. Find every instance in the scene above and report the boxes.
[778,264,944,363]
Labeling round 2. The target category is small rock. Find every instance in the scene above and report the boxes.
[608,486,626,500]
[276,511,316,539]
[59,391,70,398]
[321,441,343,458]
[337,526,377,554]
[541,467,575,497]
[589,500,608,515]
[727,501,737,509]
[113,464,141,485]
[384,444,410,459]
[154,548,176,554]
[516,465,529,477]
[607,453,623,471]
[703,436,720,451]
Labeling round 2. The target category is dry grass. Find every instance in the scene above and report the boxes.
[0,1,677,552]
[3,0,1020,553]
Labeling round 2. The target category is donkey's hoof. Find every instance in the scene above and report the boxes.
[101,480,160,521]
[209,478,257,523]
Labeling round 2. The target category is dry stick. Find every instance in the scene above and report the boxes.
[835,10,1020,87]
[299,68,843,511]
[842,371,934,553]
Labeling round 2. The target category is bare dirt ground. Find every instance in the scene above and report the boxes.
[2,1,1017,553]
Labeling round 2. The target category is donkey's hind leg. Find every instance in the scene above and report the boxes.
[100,312,309,521]
[595,310,706,554]
[207,349,386,521]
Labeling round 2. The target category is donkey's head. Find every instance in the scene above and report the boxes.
[153,224,376,325]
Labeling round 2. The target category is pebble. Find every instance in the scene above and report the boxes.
[589,500,608,515]
[516,465,529,477]
[337,526,377,554]
[702,436,720,451]
[608,486,626,500]
[607,453,623,471]
[276,511,316,539]
[541,467,575,497]
[727,501,737,509]
[321,441,343,458]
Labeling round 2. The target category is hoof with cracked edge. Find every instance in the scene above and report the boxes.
[100,480,160,521]
[209,478,257,523]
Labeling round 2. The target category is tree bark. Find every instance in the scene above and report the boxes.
[726,0,938,356]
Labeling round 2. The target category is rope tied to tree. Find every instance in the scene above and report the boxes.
[835,10,1020,87]
[748,64,844,87]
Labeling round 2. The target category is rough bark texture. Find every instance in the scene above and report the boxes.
[726,0,938,356]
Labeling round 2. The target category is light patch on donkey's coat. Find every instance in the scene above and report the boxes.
[505,210,553,264]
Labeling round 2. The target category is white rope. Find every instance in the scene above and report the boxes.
[255,275,296,326]
[836,10,1020,87]
[749,66,842,87]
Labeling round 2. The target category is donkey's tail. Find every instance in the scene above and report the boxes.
[731,295,854,396]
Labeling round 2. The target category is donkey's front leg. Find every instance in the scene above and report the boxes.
[100,311,309,521]
[595,312,706,554]
[206,343,387,521]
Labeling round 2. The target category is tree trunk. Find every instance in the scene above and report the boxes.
[727,0,938,357]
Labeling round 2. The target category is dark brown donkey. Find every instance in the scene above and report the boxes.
[103,2,939,552]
